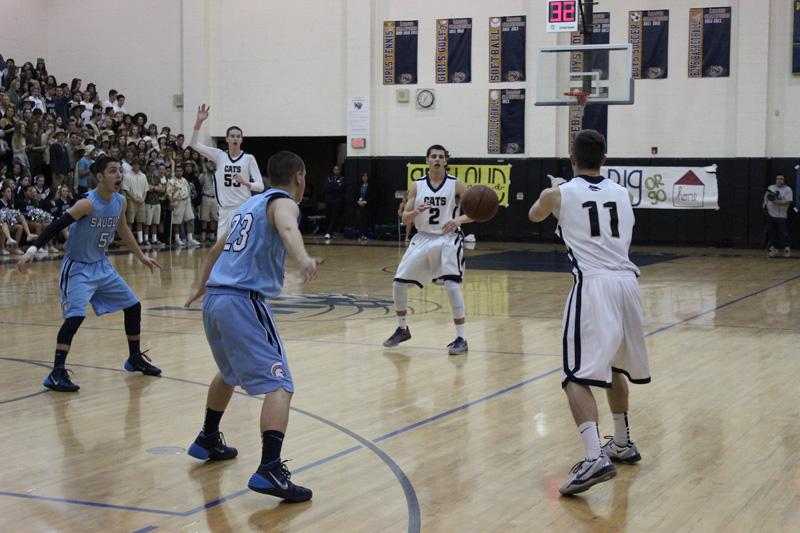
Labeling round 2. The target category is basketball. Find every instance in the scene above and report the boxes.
[461,185,499,222]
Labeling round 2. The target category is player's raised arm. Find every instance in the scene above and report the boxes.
[529,186,562,222]
[190,104,221,160]
[17,198,93,272]
[270,197,323,282]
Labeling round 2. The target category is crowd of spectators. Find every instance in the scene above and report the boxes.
[0,54,218,258]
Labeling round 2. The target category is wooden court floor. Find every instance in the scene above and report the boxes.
[1,240,799,532]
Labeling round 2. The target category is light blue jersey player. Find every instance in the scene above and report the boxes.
[185,151,323,503]
[18,156,162,392]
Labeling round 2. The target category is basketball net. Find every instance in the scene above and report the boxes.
[564,89,590,116]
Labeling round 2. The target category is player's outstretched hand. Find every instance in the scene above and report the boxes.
[196,104,210,122]
[414,203,431,216]
[139,255,162,273]
[184,285,207,308]
[442,219,461,233]
[16,249,36,273]
[299,257,325,283]
[548,174,566,188]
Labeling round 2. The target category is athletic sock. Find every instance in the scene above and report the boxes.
[54,349,68,369]
[612,412,630,446]
[202,408,224,436]
[128,339,141,357]
[136,230,143,242]
[578,421,601,460]
[455,324,465,338]
[398,316,407,329]
[261,430,285,465]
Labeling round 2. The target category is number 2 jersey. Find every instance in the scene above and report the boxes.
[413,174,459,235]
[556,175,639,276]
[206,188,295,299]
[64,190,124,263]
[192,144,263,208]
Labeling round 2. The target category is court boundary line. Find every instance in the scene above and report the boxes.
[2,270,799,530]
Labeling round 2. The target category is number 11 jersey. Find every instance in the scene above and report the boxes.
[556,175,639,276]
[413,175,459,234]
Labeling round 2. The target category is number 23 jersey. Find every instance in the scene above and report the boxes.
[413,175,459,235]
[206,188,295,299]
[556,175,639,275]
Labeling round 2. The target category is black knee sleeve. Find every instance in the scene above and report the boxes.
[57,316,85,346]
[123,302,142,336]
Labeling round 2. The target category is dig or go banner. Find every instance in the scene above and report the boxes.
[406,163,511,207]
[601,166,719,209]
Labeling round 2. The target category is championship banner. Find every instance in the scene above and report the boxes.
[406,164,511,207]
[489,16,526,82]
[488,89,525,155]
[688,7,732,78]
[436,18,472,83]
[383,21,418,85]
[629,10,669,79]
[601,166,719,209]
[569,13,610,143]
[793,1,800,74]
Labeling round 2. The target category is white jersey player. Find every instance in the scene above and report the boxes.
[529,129,650,496]
[383,145,474,355]
[190,104,265,238]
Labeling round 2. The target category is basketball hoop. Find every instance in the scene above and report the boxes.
[563,89,590,113]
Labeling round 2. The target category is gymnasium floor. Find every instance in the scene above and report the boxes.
[1,239,799,532]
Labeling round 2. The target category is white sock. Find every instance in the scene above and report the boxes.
[455,323,465,338]
[392,282,409,329]
[612,412,630,446]
[136,230,143,242]
[187,233,194,241]
[578,421,601,460]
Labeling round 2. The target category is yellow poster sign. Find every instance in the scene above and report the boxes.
[406,164,511,207]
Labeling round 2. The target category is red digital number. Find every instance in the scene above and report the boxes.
[549,1,563,23]
[563,1,576,22]
[550,1,577,23]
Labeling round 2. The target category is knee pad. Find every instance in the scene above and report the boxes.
[392,281,409,312]
[57,316,85,346]
[123,302,142,336]
[444,280,465,319]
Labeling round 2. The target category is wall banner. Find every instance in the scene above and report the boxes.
[688,7,731,78]
[601,166,719,209]
[629,10,669,79]
[406,164,511,207]
[489,16,526,82]
[488,89,525,155]
[436,18,472,83]
[383,20,418,85]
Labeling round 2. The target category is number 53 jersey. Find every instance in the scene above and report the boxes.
[556,175,639,276]
[207,188,295,299]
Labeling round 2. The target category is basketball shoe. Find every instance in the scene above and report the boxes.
[601,437,642,464]
[43,367,80,392]
[248,459,312,502]
[447,337,468,355]
[559,453,616,495]
[383,326,411,347]
[188,431,238,460]
[124,350,162,376]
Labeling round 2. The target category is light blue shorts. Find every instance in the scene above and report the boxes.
[59,257,138,319]
[202,287,293,395]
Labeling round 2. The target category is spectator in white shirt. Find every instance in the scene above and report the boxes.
[113,94,127,114]
[102,89,117,111]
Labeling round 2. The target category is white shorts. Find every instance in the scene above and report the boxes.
[562,271,651,388]
[217,206,238,239]
[394,232,465,287]
[144,204,161,226]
